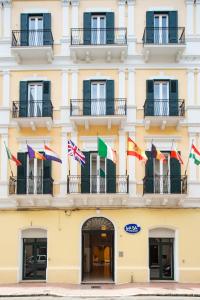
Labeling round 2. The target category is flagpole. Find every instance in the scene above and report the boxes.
[4,141,14,178]
[184,139,193,175]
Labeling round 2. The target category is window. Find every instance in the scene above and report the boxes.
[29,16,43,46]
[154,81,169,116]
[154,153,170,194]
[28,82,43,117]
[91,81,106,115]
[91,15,106,44]
[154,14,168,44]
[90,153,106,193]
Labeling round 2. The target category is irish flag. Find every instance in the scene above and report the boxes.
[5,144,21,166]
[44,145,62,163]
[189,144,200,165]
[98,137,116,163]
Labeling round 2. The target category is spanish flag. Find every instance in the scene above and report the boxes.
[127,137,148,162]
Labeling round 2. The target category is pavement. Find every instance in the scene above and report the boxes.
[0,283,200,298]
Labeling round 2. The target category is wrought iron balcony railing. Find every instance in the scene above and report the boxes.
[71,28,127,45]
[9,176,53,195]
[143,175,187,194]
[144,99,185,117]
[67,175,129,194]
[12,30,54,47]
[12,101,53,118]
[142,27,185,45]
[70,98,127,116]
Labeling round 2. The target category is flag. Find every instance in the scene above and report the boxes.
[171,148,183,164]
[98,137,117,163]
[27,145,46,160]
[189,144,200,165]
[127,137,147,162]
[5,144,21,166]
[151,144,166,162]
[68,140,85,166]
[44,145,62,163]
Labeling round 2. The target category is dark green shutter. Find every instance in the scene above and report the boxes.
[170,155,181,193]
[169,11,178,43]
[146,80,154,116]
[42,81,51,117]
[146,11,154,43]
[106,12,114,44]
[17,153,27,194]
[106,80,114,115]
[19,81,28,117]
[20,14,29,46]
[106,159,116,193]
[43,159,52,194]
[81,152,90,193]
[43,13,52,45]
[83,13,91,45]
[144,151,154,193]
[83,80,91,116]
[169,80,178,116]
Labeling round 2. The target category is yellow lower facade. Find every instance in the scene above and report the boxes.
[0,208,199,284]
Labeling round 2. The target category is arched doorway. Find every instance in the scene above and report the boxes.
[21,228,47,280]
[149,228,175,280]
[82,217,114,283]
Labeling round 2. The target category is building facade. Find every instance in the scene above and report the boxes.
[0,0,200,284]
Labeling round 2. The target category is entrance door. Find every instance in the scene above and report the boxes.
[154,153,170,194]
[23,238,47,280]
[154,81,169,116]
[91,82,106,116]
[82,217,114,283]
[29,16,43,46]
[28,82,43,117]
[154,14,168,44]
[91,15,106,45]
[149,238,174,280]
[27,156,43,194]
[90,153,106,193]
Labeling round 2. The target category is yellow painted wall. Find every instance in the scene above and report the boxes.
[0,209,200,283]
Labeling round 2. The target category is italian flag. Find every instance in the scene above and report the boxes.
[98,137,116,163]
[189,144,200,165]
[5,144,21,166]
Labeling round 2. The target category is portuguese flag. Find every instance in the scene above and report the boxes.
[189,144,200,165]
[98,137,116,163]
[5,144,22,166]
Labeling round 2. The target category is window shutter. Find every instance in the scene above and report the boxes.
[20,14,29,46]
[169,80,178,116]
[83,13,91,45]
[83,80,91,116]
[146,11,154,43]
[42,81,51,117]
[106,80,114,115]
[19,81,28,117]
[43,13,52,45]
[81,151,90,193]
[144,151,154,193]
[106,12,114,44]
[43,159,52,194]
[169,11,178,43]
[106,159,116,193]
[17,153,27,194]
[170,155,181,193]
[146,80,154,116]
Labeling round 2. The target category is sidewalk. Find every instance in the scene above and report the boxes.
[0,283,200,297]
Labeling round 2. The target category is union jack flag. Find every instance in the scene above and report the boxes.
[67,140,85,166]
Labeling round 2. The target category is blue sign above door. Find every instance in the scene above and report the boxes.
[124,224,141,234]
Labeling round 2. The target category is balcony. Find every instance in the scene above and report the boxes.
[11,30,54,63]
[70,28,127,62]
[12,100,53,130]
[70,98,126,128]
[142,27,185,62]
[143,99,185,129]
[67,175,129,194]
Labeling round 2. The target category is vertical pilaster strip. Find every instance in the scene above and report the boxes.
[127,68,136,122]
[185,0,194,36]
[61,69,69,123]
[3,0,11,39]
[71,69,78,100]
[118,68,125,99]
[119,131,126,176]
[61,0,70,55]
[196,69,200,106]
[196,0,200,35]
[3,70,10,107]
[71,0,79,29]
[60,130,68,196]
[187,69,195,106]
[118,0,126,28]
[0,133,8,198]
[127,0,136,54]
